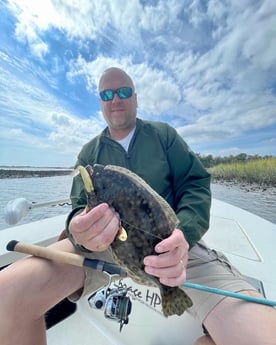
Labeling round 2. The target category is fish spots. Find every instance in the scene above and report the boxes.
[80,164,193,316]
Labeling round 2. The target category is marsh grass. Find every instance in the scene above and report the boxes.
[208,157,276,187]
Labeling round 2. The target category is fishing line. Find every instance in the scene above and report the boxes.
[120,219,164,242]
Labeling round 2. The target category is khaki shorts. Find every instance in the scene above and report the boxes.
[182,240,256,323]
[69,240,257,324]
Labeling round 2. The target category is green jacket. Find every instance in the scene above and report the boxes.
[70,118,211,248]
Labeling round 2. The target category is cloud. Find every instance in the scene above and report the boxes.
[0,49,102,164]
[1,0,275,166]
[49,111,106,152]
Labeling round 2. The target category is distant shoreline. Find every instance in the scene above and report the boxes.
[211,178,274,191]
[0,169,73,179]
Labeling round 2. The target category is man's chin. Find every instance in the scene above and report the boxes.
[109,116,128,128]
[112,123,128,130]
[107,114,135,130]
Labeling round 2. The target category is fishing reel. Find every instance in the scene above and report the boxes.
[88,280,132,331]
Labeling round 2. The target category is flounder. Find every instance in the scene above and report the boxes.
[78,164,192,317]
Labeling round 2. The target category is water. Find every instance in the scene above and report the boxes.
[211,183,276,225]
[0,175,73,231]
[0,176,275,231]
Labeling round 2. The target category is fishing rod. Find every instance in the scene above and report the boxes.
[182,282,276,307]
[6,240,126,277]
[6,240,276,308]
[4,197,71,225]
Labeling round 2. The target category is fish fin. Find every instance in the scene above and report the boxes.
[161,286,193,317]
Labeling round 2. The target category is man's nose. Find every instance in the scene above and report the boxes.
[112,92,121,102]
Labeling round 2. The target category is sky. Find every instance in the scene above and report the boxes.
[0,0,275,167]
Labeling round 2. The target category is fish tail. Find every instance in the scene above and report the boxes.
[161,286,193,317]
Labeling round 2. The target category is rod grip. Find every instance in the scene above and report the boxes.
[6,240,85,267]
[6,241,127,277]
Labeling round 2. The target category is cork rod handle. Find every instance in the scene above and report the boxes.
[6,240,84,267]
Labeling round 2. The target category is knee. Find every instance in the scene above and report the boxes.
[0,265,24,312]
[0,259,41,317]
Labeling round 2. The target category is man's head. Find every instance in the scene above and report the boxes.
[98,67,137,137]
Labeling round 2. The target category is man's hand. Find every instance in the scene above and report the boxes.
[143,229,189,287]
[69,203,120,252]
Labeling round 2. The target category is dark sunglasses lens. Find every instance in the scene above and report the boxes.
[117,87,132,99]
[100,87,133,101]
[100,89,114,101]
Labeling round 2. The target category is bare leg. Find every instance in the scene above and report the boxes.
[0,239,85,345]
[203,290,276,345]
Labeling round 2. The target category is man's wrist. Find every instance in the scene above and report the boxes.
[65,207,93,253]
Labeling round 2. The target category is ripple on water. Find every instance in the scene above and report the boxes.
[211,182,276,225]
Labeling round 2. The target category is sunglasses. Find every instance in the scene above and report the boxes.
[99,86,133,101]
